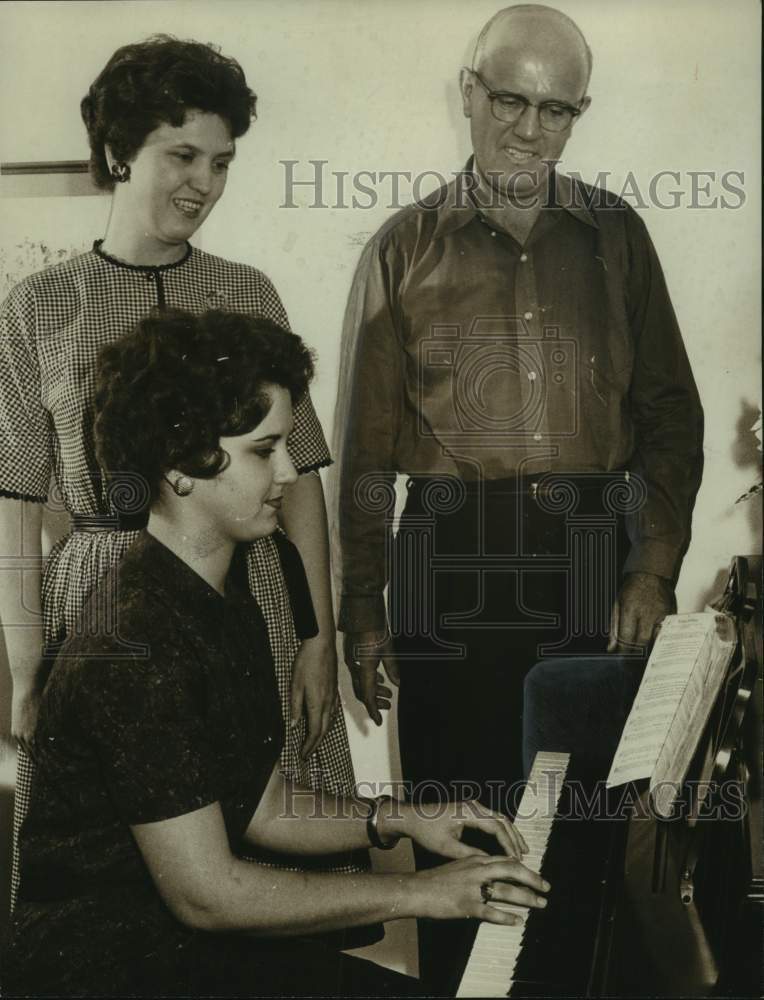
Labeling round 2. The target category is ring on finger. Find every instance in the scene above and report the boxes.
[480,881,495,904]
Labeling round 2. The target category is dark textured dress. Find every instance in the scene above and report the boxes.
[0,241,361,902]
[1,534,413,997]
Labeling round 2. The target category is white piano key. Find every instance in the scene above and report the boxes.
[458,971,513,993]
[456,752,570,1000]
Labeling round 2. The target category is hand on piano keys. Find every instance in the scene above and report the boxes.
[457,751,572,997]
[394,796,530,861]
[409,854,550,924]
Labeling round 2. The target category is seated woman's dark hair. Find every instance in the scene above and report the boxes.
[81,35,257,189]
[94,309,314,510]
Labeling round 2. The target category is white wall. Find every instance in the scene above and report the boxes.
[1,0,761,974]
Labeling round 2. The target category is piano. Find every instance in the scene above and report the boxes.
[457,751,629,998]
[456,556,762,999]
[655,555,763,997]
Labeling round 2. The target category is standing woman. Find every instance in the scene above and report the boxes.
[0,36,357,903]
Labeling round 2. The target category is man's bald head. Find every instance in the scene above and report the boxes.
[472,4,592,94]
[460,4,593,203]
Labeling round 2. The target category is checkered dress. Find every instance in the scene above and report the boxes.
[0,242,362,904]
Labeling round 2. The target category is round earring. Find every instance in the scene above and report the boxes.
[110,161,131,184]
[171,474,194,497]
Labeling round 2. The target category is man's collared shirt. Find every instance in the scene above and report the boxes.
[337,168,704,632]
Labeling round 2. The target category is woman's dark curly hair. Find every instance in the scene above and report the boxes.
[94,309,314,509]
[81,35,256,190]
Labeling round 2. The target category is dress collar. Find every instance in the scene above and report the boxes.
[128,531,246,627]
[93,239,193,271]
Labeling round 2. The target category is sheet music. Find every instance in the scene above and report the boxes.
[607,613,736,816]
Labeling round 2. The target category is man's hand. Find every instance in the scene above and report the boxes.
[343,629,400,725]
[290,635,338,759]
[608,571,676,655]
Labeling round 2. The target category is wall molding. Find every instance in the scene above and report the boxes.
[0,161,90,176]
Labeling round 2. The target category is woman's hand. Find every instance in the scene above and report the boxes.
[290,634,339,759]
[411,855,550,923]
[12,684,41,757]
[383,799,528,860]
[1,500,45,758]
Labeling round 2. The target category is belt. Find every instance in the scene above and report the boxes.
[70,512,148,533]
[406,471,631,500]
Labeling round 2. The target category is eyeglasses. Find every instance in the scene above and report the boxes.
[470,69,583,133]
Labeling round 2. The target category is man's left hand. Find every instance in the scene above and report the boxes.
[608,571,676,655]
[290,635,339,759]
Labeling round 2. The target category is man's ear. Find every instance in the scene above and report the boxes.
[459,67,474,119]
[576,95,592,120]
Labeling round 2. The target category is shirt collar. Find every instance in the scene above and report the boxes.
[430,158,597,240]
[552,171,598,229]
[428,167,480,241]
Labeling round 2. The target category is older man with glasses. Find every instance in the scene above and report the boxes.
[334,4,703,991]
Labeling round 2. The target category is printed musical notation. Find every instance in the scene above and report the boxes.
[607,613,736,817]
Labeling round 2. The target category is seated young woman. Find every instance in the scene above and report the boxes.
[2,309,549,997]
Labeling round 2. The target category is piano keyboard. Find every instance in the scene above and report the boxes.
[456,751,571,998]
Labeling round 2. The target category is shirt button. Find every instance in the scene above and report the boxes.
[528,371,537,381]
[520,253,528,262]
[490,231,497,237]
[533,433,542,441]
[523,311,533,320]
